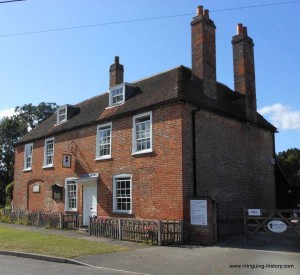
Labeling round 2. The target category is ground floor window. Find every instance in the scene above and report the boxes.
[113,174,132,214]
[65,179,77,211]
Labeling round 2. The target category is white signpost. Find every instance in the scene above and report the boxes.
[190,200,208,226]
[248,209,261,216]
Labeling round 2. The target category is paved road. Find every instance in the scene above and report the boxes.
[77,246,300,275]
[0,255,146,275]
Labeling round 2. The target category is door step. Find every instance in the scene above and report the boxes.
[77,225,89,233]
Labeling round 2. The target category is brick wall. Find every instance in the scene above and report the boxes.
[194,110,276,237]
[13,102,185,220]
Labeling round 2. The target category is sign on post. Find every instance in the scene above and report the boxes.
[190,200,207,226]
[248,209,261,216]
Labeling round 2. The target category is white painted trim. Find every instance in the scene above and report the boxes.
[23,142,33,170]
[65,177,78,212]
[56,105,67,125]
[109,83,126,107]
[43,137,55,168]
[96,122,112,160]
[113,174,132,214]
[132,111,153,155]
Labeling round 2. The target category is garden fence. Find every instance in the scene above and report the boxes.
[0,210,81,230]
[89,217,183,245]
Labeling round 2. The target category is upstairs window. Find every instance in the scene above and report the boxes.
[24,143,33,170]
[109,83,125,106]
[57,106,67,124]
[43,137,54,168]
[132,111,152,154]
[96,122,112,159]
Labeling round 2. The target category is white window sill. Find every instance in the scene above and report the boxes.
[55,120,67,126]
[95,156,112,161]
[105,102,125,109]
[113,211,132,215]
[23,168,32,172]
[43,165,54,169]
[65,209,77,212]
[131,149,153,156]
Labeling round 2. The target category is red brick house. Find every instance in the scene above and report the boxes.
[13,6,276,243]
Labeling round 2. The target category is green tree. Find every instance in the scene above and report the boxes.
[15,102,58,130]
[277,148,300,186]
[0,116,27,206]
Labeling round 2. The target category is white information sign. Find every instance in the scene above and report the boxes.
[248,209,261,216]
[190,200,207,226]
[32,184,40,193]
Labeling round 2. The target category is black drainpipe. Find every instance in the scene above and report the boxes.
[192,107,201,197]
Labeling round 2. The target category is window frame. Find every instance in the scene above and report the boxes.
[23,143,33,171]
[109,83,125,107]
[113,174,132,214]
[65,178,78,212]
[132,111,153,155]
[95,122,112,160]
[43,137,55,168]
[56,106,67,125]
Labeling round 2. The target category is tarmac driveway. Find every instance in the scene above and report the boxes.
[76,245,299,275]
[76,234,300,275]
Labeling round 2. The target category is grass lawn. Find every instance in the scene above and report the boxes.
[0,225,129,258]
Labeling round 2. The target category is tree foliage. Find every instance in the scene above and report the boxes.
[277,148,300,186]
[0,116,27,206]
[15,102,58,130]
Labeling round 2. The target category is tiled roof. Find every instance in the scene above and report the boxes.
[16,66,276,145]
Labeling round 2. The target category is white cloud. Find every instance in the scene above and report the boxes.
[258,103,300,131]
[0,108,15,119]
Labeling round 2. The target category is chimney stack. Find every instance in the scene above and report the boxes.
[232,24,257,123]
[191,6,217,100]
[109,56,124,87]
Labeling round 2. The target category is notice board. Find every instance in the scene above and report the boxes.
[190,200,207,226]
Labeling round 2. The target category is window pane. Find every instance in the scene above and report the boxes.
[115,177,131,212]
[67,182,77,210]
[98,125,111,157]
[44,140,54,165]
[135,115,151,152]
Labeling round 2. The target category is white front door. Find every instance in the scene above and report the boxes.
[83,184,97,226]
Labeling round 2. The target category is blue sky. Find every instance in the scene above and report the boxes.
[0,0,299,152]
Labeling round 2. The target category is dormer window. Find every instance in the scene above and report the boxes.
[56,105,80,125]
[57,106,67,124]
[109,83,125,106]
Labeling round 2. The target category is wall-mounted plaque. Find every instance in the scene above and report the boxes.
[32,184,40,193]
[51,184,63,200]
[62,154,71,168]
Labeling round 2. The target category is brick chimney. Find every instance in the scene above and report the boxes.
[109,56,124,87]
[232,24,257,123]
[191,6,217,100]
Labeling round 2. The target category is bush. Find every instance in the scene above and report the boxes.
[5,182,14,210]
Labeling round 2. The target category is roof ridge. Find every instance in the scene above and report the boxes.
[131,65,189,84]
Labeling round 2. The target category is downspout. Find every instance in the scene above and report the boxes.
[192,107,201,197]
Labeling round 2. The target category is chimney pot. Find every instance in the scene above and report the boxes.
[237,23,243,35]
[242,26,248,36]
[197,6,203,16]
[115,56,119,64]
[203,9,209,18]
